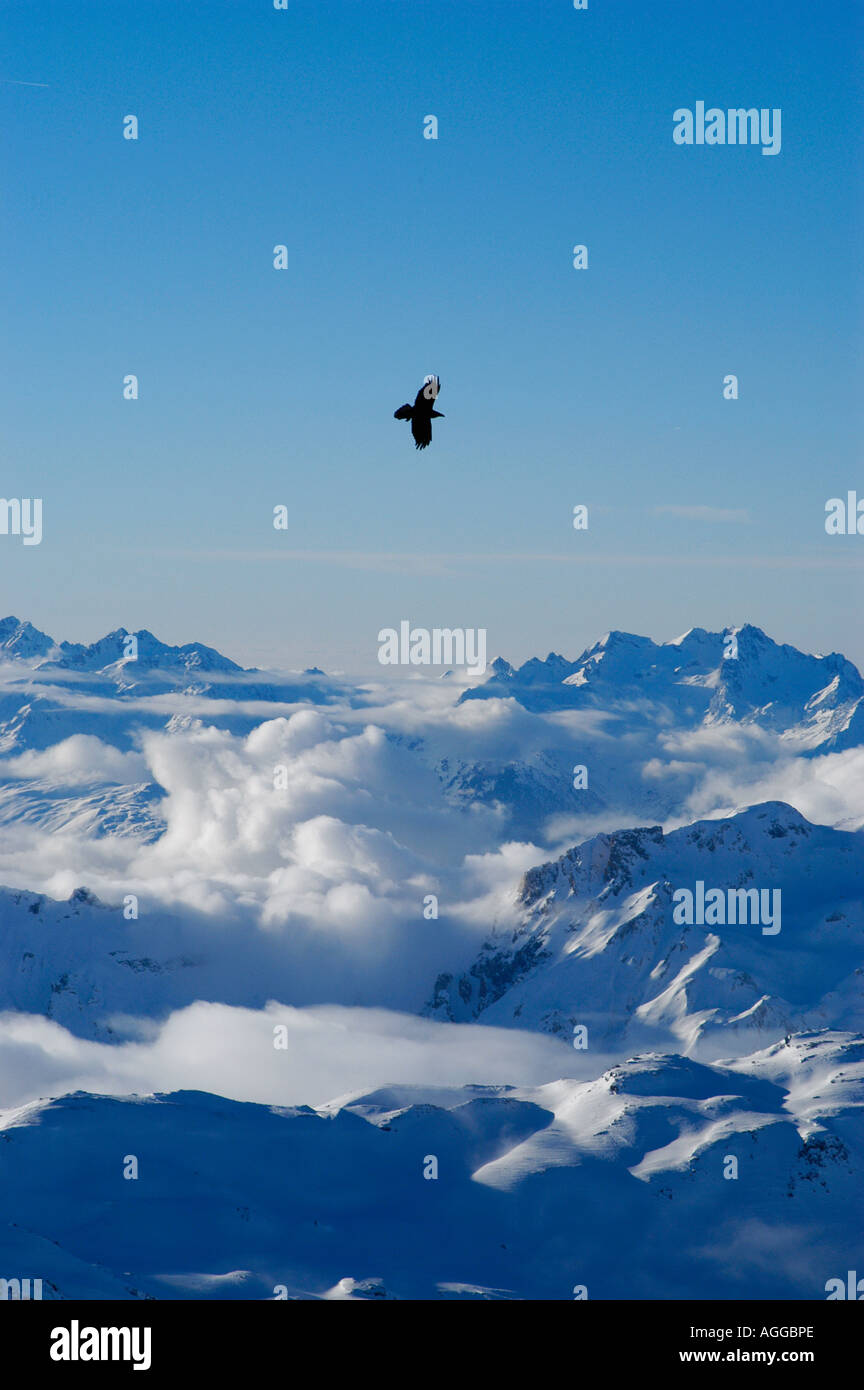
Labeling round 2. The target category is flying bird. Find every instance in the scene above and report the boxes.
[393,375,444,450]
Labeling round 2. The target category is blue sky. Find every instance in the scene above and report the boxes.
[1,0,861,672]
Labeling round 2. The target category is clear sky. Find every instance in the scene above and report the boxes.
[1,0,862,672]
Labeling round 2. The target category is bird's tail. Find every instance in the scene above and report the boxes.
[394,404,413,420]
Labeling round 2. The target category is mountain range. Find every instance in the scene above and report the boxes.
[0,617,861,1299]
[2,1034,861,1300]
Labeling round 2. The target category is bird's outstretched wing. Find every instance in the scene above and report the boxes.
[393,404,412,420]
[411,413,432,449]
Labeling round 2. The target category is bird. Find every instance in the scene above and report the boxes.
[393,375,444,450]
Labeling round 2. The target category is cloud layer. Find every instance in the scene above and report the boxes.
[0,1002,575,1111]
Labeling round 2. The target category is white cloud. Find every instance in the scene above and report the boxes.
[0,735,148,785]
[0,670,861,1049]
[0,1003,573,1111]
[676,744,864,831]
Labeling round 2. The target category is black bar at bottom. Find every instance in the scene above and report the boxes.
[3,1298,859,1376]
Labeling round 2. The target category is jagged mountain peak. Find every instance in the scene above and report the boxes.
[0,615,57,660]
[0,615,246,675]
[46,627,244,675]
[458,624,864,752]
[427,801,864,1051]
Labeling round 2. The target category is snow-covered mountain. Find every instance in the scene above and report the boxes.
[1,1032,861,1300]
[427,803,864,1052]
[461,625,864,752]
[0,618,862,1299]
[429,624,864,841]
[0,618,353,769]
[0,617,861,846]
[0,776,163,841]
[0,887,208,1039]
[49,628,242,676]
[0,617,243,676]
[0,617,55,661]
[0,616,348,710]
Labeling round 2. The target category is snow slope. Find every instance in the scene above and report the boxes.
[461,625,864,752]
[0,1034,861,1300]
[427,803,864,1053]
[0,618,862,1300]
